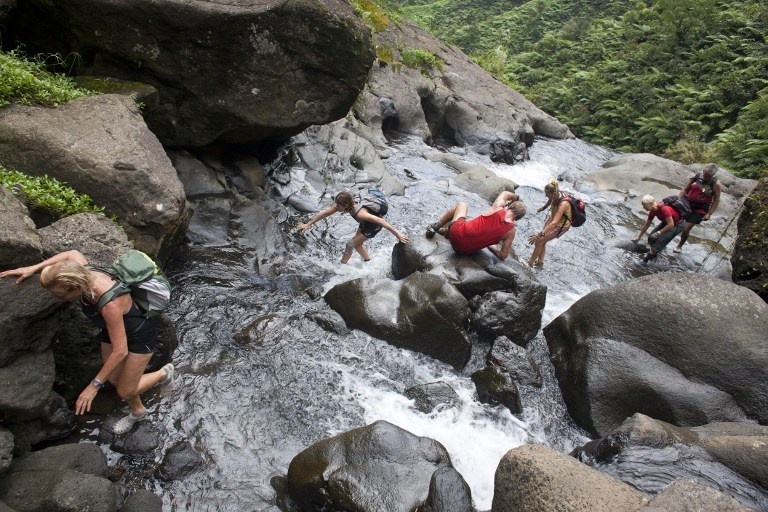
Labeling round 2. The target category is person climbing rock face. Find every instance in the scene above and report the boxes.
[674,164,722,253]
[0,250,175,435]
[425,190,525,261]
[633,195,684,262]
[297,189,409,264]
[527,180,573,268]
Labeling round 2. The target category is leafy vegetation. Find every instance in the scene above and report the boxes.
[0,168,107,219]
[0,50,91,108]
[350,0,397,32]
[400,47,445,75]
[390,0,768,179]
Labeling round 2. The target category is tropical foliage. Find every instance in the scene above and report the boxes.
[0,50,91,108]
[390,0,768,179]
[0,168,107,219]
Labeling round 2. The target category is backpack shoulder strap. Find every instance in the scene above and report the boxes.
[96,282,131,312]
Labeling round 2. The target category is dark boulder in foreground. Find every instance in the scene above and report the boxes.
[325,272,472,369]
[545,273,768,436]
[285,420,452,512]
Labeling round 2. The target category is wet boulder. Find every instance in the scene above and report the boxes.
[392,236,546,345]
[0,94,190,262]
[421,467,473,512]
[731,177,768,302]
[404,382,462,414]
[544,273,768,436]
[471,367,521,414]
[0,428,12,475]
[285,420,453,512]
[492,444,648,512]
[325,272,472,369]
[572,415,768,509]
[157,441,204,481]
[121,489,163,512]
[425,153,518,202]
[16,0,373,146]
[9,443,108,477]
[0,469,116,512]
[488,336,542,388]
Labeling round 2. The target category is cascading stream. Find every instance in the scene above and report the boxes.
[92,136,741,510]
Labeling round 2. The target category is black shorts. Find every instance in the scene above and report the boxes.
[359,221,383,238]
[97,316,158,354]
[686,212,706,224]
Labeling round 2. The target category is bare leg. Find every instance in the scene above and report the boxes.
[528,231,556,266]
[675,222,694,250]
[342,230,369,263]
[115,352,154,415]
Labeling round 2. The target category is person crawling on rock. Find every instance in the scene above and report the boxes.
[297,189,409,264]
[633,195,685,263]
[0,250,175,435]
[425,190,526,261]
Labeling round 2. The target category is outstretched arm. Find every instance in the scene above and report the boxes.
[355,209,409,244]
[529,201,569,243]
[0,250,88,284]
[297,204,342,234]
[633,217,653,241]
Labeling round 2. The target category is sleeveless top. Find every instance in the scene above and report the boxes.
[686,175,718,213]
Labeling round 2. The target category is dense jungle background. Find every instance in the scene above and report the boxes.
[382,0,768,179]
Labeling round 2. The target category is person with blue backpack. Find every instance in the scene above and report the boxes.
[0,250,174,435]
[297,189,409,264]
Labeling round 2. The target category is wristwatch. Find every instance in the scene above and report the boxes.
[91,378,105,389]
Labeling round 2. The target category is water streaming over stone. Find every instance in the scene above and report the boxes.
[82,135,748,510]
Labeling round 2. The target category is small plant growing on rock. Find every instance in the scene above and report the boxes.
[400,47,444,76]
[0,167,107,220]
[0,50,92,108]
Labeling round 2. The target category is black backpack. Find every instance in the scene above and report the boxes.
[661,195,692,220]
[561,195,586,227]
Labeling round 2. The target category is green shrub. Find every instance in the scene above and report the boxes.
[350,0,392,32]
[0,167,107,219]
[0,50,91,108]
[400,47,444,75]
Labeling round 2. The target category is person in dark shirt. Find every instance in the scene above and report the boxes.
[0,250,175,434]
[674,164,722,253]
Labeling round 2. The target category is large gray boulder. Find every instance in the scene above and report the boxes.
[285,420,453,512]
[544,273,768,436]
[0,469,116,512]
[356,20,573,163]
[0,186,42,270]
[492,444,648,512]
[640,479,757,512]
[17,0,374,146]
[325,272,472,369]
[0,94,190,262]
